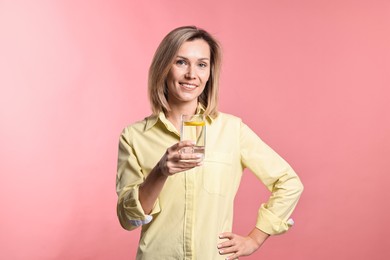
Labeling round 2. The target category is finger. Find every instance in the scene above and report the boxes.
[173,161,202,171]
[178,152,203,161]
[169,151,202,162]
[218,233,239,257]
[217,243,235,250]
[219,232,235,240]
[166,159,202,174]
[175,140,196,150]
[218,245,238,256]
[225,253,240,260]
[177,161,203,168]
[166,142,194,156]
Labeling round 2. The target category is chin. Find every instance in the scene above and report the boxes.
[178,92,200,101]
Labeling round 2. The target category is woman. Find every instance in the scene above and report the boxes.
[116,26,303,260]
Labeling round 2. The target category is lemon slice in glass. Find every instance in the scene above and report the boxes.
[184,121,205,126]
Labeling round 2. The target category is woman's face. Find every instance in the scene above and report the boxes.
[166,39,211,107]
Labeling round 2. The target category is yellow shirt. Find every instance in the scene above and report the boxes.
[116,111,303,260]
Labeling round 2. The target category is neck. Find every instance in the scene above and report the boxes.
[165,101,198,132]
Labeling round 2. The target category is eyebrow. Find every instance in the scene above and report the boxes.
[176,55,210,61]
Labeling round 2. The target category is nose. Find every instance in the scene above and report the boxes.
[185,65,196,79]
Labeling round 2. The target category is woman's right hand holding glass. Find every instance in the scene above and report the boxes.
[158,141,203,176]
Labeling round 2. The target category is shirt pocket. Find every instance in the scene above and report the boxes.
[202,151,233,196]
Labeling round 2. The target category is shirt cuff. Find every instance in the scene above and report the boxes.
[256,203,295,235]
[129,215,153,227]
[122,186,161,227]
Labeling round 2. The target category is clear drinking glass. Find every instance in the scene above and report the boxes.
[180,114,206,159]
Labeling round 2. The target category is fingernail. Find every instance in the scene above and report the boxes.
[219,250,223,254]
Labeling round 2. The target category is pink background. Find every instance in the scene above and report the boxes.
[1,0,389,259]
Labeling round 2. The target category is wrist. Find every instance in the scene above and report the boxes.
[248,228,269,248]
[156,160,169,178]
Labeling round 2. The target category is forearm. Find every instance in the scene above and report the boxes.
[256,171,304,234]
[248,227,270,248]
[139,164,168,214]
[139,141,203,214]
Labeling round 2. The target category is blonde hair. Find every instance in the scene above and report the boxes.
[148,26,222,118]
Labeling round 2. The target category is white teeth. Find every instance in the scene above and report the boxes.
[180,83,196,89]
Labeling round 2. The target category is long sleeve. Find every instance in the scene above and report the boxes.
[116,127,161,231]
[240,121,304,235]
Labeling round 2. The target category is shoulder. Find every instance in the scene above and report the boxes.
[214,112,256,137]
[120,115,154,140]
[213,111,243,125]
[122,119,144,133]
[208,112,244,137]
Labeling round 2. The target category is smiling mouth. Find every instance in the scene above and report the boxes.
[179,82,197,90]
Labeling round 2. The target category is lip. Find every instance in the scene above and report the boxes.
[179,82,198,90]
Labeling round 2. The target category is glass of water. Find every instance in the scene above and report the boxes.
[180,114,206,159]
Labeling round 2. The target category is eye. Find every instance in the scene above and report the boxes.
[198,63,208,68]
[176,59,187,66]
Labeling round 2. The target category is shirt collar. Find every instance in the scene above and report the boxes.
[144,114,159,131]
[144,103,215,132]
[197,103,215,124]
